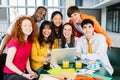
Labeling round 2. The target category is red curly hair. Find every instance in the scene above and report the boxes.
[11,16,38,45]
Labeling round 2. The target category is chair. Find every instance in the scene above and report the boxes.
[0,54,7,80]
[107,47,120,80]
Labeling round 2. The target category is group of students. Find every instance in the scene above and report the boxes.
[0,6,114,80]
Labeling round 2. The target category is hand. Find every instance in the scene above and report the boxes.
[22,73,36,80]
[108,46,111,49]
[44,57,51,63]
[75,53,81,58]
[29,71,38,78]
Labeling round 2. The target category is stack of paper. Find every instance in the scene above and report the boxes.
[47,68,76,74]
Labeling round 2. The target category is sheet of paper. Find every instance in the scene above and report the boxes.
[39,75,59,80]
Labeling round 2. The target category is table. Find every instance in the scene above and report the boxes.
[38,63,113,80]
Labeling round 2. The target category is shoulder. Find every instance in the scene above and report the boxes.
[81,13,95,19]
[7,38,19,48]
[32,39,39,46]
[94,33,106,40]
[9,38,18,43]
[79,35,86,40]
[77,36,86,42]
[75,36,79,41]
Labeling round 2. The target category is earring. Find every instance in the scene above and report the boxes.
[92,31,94,35]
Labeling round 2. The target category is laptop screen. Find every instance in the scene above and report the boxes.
[50,48,76,64]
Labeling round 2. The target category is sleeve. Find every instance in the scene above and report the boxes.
[76,38,82,53]
[91,17,112,47]
[7,38,19,49]
[30,41,45,63]
[76,38,89,59]
[94,35,113,75]
[74,37,79,47]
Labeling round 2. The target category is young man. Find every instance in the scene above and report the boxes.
[0,6,47,55]
[67,6,112,48]
[76,19,113,75]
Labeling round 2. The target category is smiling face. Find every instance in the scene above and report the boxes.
[34,8,46,22]
[51,14,63,27]
[82,23,94,38]
[42,25,52,40]
[70,12,82,24]
[63,24,73,39]
[21,19,33,37]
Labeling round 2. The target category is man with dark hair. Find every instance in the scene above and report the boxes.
[67,6,112,48]
[76,19,113,75]
[32,6,47,23]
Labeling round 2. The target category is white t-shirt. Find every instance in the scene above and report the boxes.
[74,22,84,34]
[65,37,79,48]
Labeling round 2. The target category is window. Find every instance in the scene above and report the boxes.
[107,3,120,33]
[75,0,83,6]
[0,0,1,5]
[8,0,65,24]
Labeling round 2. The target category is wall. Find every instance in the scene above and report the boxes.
[83,0,94,7]
[0,8,6,20]
[101,8,106,29]
[80,9,101,24]
[0,8,7,39]
[65,0,75,22]
[1,0,7,5]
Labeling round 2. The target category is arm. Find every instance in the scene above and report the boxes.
[26,58,33,73]
[0,22,14,55]
[31,41,47,63]
[76,38,83,58]
[6,47,36,79]
[91,35,113,75]
[0,34,11,55]
[26,58,38,78]
[6,47,24,75]
[76,35,107,60]
[86,35,108,60]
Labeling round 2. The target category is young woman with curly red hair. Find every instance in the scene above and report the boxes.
[3,16,38,80]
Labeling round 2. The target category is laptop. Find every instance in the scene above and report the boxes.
[50,48,76,64]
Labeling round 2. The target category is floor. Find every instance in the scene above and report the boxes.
[107,31,120,48]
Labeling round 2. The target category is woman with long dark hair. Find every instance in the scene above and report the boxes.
[51,11,63,39]
[30,21,58,77]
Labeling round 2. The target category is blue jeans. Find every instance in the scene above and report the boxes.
[4,73,29,80]
[35,66,44,75]
[33,67,44,80]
